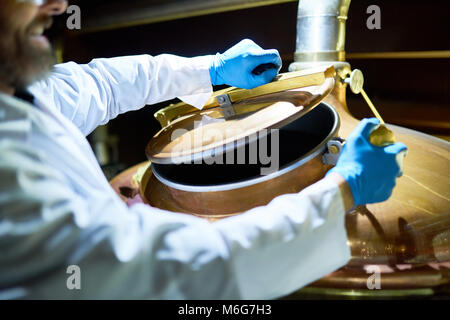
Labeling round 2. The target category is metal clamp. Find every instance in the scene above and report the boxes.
[216,94,236,118]
[322,137,345,165]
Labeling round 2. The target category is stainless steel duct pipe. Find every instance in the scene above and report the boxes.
[289,0,351,71]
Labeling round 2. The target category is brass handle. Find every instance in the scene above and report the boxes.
[369,124,396,147]
[344,69,396,147]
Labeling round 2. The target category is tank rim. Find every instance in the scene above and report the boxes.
[151,102,341,192]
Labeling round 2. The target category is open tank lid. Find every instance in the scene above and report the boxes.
[146,65,336,164]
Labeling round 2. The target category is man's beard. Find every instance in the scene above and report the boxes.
[0,21,56,91]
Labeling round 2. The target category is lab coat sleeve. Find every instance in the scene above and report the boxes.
[28,54,214,135]
[0,141,350,300]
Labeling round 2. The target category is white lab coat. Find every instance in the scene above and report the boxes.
[0,54,350,300]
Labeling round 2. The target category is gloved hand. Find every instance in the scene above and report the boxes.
[327,118,408,207]
[209,39,282,89]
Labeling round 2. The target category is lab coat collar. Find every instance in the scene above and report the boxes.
[14,90,35,105]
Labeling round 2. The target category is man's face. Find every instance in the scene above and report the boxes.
[0,0,68,90]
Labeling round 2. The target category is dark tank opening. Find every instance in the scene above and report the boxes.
[152,103,336,187]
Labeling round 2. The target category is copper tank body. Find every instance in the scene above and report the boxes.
[110,0,450,298]
[325,87,450,266]
[110,80,450,298]
[298,85,450,298]
[111,82,450,298]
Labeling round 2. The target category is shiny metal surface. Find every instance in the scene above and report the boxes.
[369,124,396,147]
[286,0,449,273]
[110,82,450,296]
[147,101,339,216]
[109,0,450,298]
[111,84,450,297]
[146,155,332,219]
[153,65,336,128]
[343,69,397,147]
[289,0,351,71]
[325,87,450,267]
[150,114,336,192]
[147,76,334,165]
[112,87,450,266]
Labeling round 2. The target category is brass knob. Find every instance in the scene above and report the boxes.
[344,69,364,94]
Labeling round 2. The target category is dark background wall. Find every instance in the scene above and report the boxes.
[53,0,450,170]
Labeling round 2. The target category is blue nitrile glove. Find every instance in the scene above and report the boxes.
[209,39,282,89]
[327,118,408,207]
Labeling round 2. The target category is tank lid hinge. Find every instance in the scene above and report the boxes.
[216,94,236,118]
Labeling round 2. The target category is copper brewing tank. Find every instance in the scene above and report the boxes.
[111,0,450,298]
[145,75,341,218]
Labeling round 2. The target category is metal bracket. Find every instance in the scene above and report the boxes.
[322,137,345,166]
[216,94,236,118]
